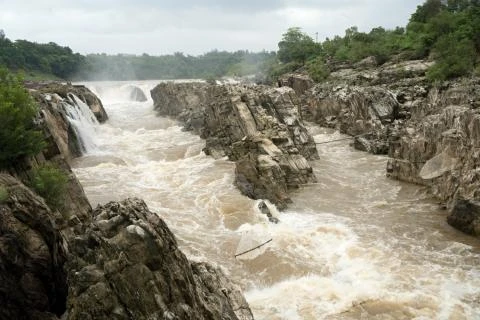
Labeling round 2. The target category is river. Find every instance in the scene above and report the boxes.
[72,81,480,320]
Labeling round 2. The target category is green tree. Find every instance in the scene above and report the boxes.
[0,67,46,168]
[277,27,320,64]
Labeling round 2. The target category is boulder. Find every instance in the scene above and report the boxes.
[128,85,148,102]
[447,199,480,236]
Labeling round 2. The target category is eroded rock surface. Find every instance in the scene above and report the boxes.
[151,82,318,209]
[27,82,108,123]
[294,59,480,235]
[0,174,68,320]
[67,198,253,320]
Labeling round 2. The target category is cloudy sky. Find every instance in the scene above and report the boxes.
[0,0,424,55]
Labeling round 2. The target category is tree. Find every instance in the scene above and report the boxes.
[0,67,46,168]
[277,27,320,64]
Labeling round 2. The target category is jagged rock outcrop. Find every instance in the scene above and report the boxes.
[278,73,314,96]
[0,174,68,320]
[305,84,399,154]
[386,79,480,233]
[66,198,253,320]
[1,82,252,319]
[151,82,318,209]
[294,58,480,236]
[0,176,253,320]
[26,83,107,160]
[151,82,209,133]
[301,60,435,155]
[27,82,108,123]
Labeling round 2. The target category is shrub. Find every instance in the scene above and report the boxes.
[0,67,46,168]
[29,164,69,210]
[306,57,330,82]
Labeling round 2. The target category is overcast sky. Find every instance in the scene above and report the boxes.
[0,0,424,56]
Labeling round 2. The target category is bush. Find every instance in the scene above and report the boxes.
[426,35,476,81]
[29,164,69,210]
[306,57,330,82]
[0,67,46,168]
[0,185,8,203]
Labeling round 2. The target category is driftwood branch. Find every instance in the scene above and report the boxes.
[234,239,273,258]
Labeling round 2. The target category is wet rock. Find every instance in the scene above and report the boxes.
[128,85,148,102]
[300,57,480,236]
[304,84,399,154]
[257,201,279,223]
[151,82,210,134]
[151,82,318,209]
[67,198,253,320]
[28,82,108,123]
[447,199,480,236]
[0,174,68,320]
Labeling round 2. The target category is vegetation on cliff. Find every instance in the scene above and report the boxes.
[28,164,69,211]
[272,0,480,82]
[0,67,45,168]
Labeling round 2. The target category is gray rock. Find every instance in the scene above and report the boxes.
[151,82,319,209]
[67,198,253,320]
[447,199,480,236]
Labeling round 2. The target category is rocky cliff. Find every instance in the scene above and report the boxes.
[0,175,253,320]
[151,82,319,209]
[293,59,480,236]
[0,83,253,319]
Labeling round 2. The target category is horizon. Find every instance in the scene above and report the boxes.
[1,0,424,56]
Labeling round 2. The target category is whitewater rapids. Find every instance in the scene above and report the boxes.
[72,81,480,320]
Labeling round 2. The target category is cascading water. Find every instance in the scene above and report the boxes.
[63,93,99,153]
[71,81,480,320]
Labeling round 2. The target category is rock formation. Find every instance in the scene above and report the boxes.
[0,174,68,320]
[0,82,253,319]
[292,58,480,236]
[67,198,253,320]
[151,82,319,209]
[27,82,108,123]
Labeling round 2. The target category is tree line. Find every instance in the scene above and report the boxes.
[271,0,480,82]
[0,30,275,81]
[1,0,479,82]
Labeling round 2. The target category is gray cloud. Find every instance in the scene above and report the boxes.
[0,0,424,55]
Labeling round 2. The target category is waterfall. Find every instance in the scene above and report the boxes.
[63,93,99,154]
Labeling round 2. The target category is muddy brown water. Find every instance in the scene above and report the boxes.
[72,81,480,320]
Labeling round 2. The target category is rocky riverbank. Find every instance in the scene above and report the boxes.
[151,82,318,209]
[0,83,253,320]
[291,58,480,236]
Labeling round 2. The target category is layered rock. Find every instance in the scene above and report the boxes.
[386,78,480,234]
[67,198,253,320]
[0,82,253,319]
[0,175,253,320]
[0,174,68,320]
[27,82,108,123]
[301,60,434,155]
[152,82,319,209]
[293,58,480,235]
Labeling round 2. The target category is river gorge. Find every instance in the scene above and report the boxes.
[67,81,480,320]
